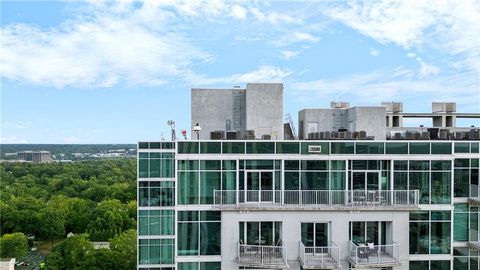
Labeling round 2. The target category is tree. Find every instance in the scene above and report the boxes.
[39,206,65,249]
[109,229,136,270]
[0,232,28,258]
[44,234,93,270]
[87,199,134,241]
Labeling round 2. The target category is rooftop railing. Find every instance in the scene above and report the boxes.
[348,241,400,267]
[214,190,419,208]
[238,242,288,268]
[299,241,340,269]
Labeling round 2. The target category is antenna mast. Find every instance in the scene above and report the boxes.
[167,120,176,141]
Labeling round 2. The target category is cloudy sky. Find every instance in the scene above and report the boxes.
[1,0,479,143]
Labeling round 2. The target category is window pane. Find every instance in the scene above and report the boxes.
[330,172,345,190]
[200,172,221,204]
[301,172,329,190]
[386,142,408,154]
[409,261,429,270]
[200,142,221,154]
[200,262,221,270]
[409,171,430,204]
[431,161,451,170]
[394,172,408,190]
[149,157,160,177]
[431,260,450,270]
[284,172,300,190]
[431,172,451,204]
[409,222,429,254]
[200,160,221,170]
[200,222,221,255]
[454,212,468,241]
[431,142,452,154]
[409,142,430,154]
[178,172,199,204]
[177,222,199,255]
[178,142,199,154]
[454,169,470,197]
[331,142,354,154]
[139,159,149,178]
[301,223,314,246]
[430,222,451,254]
[178,262,199,270]
[330,160,346,170]
[302,160,328,170]
[455,142,470,153]
[222,142,245,154]
[276,142,299,154]
[356,142,384,154]
[222,160,236,171]
[246,142,275,154]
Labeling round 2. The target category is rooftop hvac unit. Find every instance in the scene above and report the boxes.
[414,132,421,140]
[427,128,439,139]
[338,131,346,139]
[210,130,225,140]
[467,130,480,140]
[226,131,237,140]
[422,132,430,140]
[438,131,448,140]
[455,132,465,140]
[345,131,352,139]
[352,131,359,139]
[262,134,271,140]
[307,132,314,140]
[358,131,367,140]
[330,101,350,109]
[394,133,402,140]
[405,132,414,140]
[319,132,325,140]
[331,131,338,139]
[324,131,331,139]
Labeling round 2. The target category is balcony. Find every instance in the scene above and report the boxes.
[299,241,340,269]
[347,241,400,268]
[238,243,288,269]
[214,190,419,209]
[469,184,480,204]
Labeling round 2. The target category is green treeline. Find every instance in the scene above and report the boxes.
[0,159,137,269]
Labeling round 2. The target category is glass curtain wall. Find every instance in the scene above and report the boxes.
[409,211,451,254]
[177,211,221,256]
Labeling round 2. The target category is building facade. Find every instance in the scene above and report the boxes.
[17,151,52,163]
[138,83,479,270]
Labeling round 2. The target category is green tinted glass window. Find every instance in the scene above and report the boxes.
[139,142,149,149]
[178,172,199,204]
[431,172,451,204]
[199,172,221,204]
[222,142,245,153]
[200,142,221,154]
[285,160,300,170]
[331,142,354,154]
[330,160,346,170]
[431,161,451,170]
[301,160,328,170]
[471,142,479,153]
[178,142,199,154]
[455,142,470,153]
[386,142,408,154]
[431,142,452,154]
[410,142,430,154]
[276,142,299,154]
[246,142,275,154]
[356,142,384,154]
[222,160,236,170]
[200,160,221,170]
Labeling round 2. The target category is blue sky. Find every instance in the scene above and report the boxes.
[1,0,479,143]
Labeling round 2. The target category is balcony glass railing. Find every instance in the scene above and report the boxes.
[348,241,399,266]
[470,184,479,198]
[214,190,419,207]
[238,242,287,268]
[299,241,340,269]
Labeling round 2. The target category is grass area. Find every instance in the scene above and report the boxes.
[37,238,65,256]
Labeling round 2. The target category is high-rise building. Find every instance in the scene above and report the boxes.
[137,83,480,270]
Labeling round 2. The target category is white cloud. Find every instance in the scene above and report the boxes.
[231,5,247,19]
[324,0,480,72]
[280,50,300,60]
[188,65,293,85]
[406,52,416,58]
[419,61,441,77]
[0,136,28,144]
[369,49,380,56]
[272,32,320,47]
[0,1,300,88]
[290,67,478,110]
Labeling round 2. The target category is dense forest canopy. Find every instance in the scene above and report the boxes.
[0,159,137,269]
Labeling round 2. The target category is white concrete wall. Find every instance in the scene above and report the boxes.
[246,83,284,139]
[221,210,410,270]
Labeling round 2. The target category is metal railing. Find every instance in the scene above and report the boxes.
[348,241,399,266]
[471,184,479,198]
[238,242,287,267]
[299,241,340,268]
[214,190,419,207]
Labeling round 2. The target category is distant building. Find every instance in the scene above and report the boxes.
[17,151,52,163]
